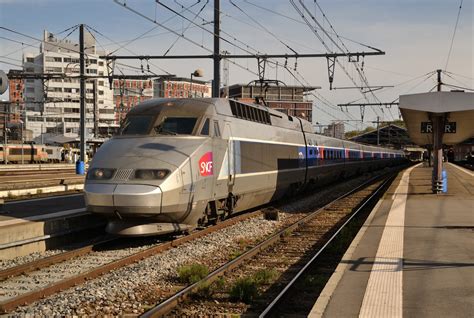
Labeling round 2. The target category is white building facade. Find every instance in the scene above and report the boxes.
[24,30,116,142]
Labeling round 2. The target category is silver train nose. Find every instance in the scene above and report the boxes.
[85,183,162,215]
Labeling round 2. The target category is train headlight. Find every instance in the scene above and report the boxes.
[133,169,170,180]
[87,168,115,180]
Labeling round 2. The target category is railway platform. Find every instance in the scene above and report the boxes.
[311,162,474,318]
[0,194,104,259]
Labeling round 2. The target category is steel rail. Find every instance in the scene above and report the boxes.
[259,173,395,317]
[141,172,393,318]
[2,175,83,184]
[0,169,75,176]
[0,210,262,313]
[0,236,115,282]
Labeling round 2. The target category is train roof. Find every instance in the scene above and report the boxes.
[128,98,217,116]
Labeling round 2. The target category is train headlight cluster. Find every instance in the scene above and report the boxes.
[133,169,170,180]
[87,168,116,180]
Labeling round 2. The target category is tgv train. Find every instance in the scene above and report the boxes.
[85,98,404,236]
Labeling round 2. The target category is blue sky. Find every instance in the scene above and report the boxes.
[1,0,472,129]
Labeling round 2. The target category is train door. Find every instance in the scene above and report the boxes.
[224,122,239,191]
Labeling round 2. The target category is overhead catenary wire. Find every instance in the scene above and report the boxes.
[290,1,388,121]
[228,0,298,55]
[310,0,391,120]
[113,0,259,76]
[162,0,209,56]
[110,0,203,55]
[242,0,381,52]
[442,70,472,89]
[444,0,464,71]
[84,24,173,76]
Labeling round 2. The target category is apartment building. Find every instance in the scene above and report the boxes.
[323,122,345,139]
[23,30,116,142]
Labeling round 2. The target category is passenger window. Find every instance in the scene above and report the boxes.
[200,118,210,136]
[213,120,221,137]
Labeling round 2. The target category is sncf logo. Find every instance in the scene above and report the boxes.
[199,152,213,176]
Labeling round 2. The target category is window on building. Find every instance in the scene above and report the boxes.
[98,90,104,95]
[26,57,34,63]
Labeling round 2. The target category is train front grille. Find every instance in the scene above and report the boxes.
[113,169,134,181]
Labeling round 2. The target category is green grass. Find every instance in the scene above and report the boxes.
[177,263,209,284]
[229,277,259,304]
[253,269,277,285]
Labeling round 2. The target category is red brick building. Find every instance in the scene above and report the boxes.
[227,84,317,122]
[113,79,153,124]
[153,77,211,99]
[7,69,24,124]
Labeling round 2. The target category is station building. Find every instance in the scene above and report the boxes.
[349,124,413,149]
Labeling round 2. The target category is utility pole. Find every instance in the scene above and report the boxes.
[93,79,98,138]
[432,69,444,193]
[212,0,220,98]
[79,24,86,170]
[376,116,380,146]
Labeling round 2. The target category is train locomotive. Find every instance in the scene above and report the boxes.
[84,98,404,236]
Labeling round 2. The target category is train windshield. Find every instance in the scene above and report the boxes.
[119,115,153,135]
[153,117,197,135]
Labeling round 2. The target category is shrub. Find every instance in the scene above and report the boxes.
[177,263,209,284]
[192,277,226,299]
[229,277,259,304]
[253,269,277,285]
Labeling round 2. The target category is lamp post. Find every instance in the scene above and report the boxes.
[189,69,203,98]
[20,120,24,164]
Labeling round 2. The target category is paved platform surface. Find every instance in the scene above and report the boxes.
[311,163,474,318]
[1,194,85,221]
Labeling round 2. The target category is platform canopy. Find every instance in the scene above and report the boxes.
[399,91,474,146]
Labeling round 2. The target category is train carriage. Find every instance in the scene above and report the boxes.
[84,98,404,236]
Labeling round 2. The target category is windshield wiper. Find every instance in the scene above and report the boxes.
[154,126,177,135]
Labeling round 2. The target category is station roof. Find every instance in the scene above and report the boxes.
[399,91,474,146]
[349,124,413,149]
[399,91,473,112]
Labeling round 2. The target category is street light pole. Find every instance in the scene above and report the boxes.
[21,121,24,164]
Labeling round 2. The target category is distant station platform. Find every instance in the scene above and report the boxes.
[0,194,101,259]
[310,163,473,317]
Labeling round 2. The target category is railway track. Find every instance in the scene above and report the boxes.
[454,161,474,171]
[140,172,395,317]
[0,168,75,177]
[0,211,263,314]
[3,167,403,315]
